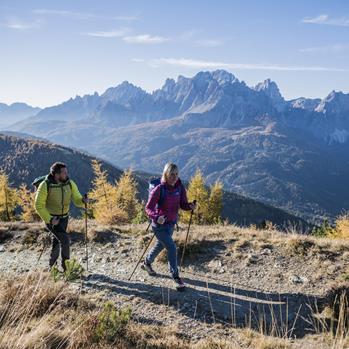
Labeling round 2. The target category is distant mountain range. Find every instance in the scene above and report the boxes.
[4,70,349,222]
[0,102,41,128]
[0,133,308,228]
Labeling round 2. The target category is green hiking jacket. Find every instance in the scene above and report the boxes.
[34,175,84,224]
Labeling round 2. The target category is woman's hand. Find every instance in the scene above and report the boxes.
[157,215,166,225]
[189,201,197,211]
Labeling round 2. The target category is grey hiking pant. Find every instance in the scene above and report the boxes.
[46,216,69,270]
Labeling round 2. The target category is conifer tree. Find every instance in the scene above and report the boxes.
[207,181,223,224]
[182,169,209,224]
[0,171,18,221]
[18,184,40,222]
[89,160,127,224]
[115,169,139,221]
[132,200,148,224]
[333,214,349,239]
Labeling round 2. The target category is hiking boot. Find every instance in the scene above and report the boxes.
[141,261,157,276]
[173,276,186,291]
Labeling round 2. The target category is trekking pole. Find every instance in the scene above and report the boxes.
[128,221,152,281]
[37,238,48,264]
[179,200,196,271]
[84,195,89,272]
[36,226,53,269]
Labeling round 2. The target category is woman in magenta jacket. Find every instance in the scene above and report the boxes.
[143,162,196,289]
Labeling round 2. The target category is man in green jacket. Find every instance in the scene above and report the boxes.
[35,162,88,271]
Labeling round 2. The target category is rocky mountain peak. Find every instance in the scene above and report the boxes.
[316,90,349,114]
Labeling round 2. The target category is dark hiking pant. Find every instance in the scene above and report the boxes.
[46,216,69,270]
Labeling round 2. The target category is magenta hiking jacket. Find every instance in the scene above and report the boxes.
[145,178,192,224]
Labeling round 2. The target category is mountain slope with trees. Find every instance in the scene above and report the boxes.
[0,133,309,228]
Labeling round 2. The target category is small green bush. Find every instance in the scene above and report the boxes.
[50,258,84,282]
[312,219,335,237]
[94,301,132,343]
[342,273,349,281]
[64,258,84,281]
[50,264,62,282]
[132,202,148,224]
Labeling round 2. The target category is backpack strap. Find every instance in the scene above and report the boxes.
[45,179,52,197]
[157,184,166,208]
[45,179,72,197]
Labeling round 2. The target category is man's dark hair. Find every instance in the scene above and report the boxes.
[50,162,67,176]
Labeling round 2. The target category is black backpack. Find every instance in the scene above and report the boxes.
[32,175,71,194]
[32,175,49,192]
[148,177,165,208]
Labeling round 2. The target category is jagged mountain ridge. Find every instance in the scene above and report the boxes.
[10,70,349,140]
[6,70,349,222]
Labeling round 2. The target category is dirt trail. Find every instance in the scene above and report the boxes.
[2,223,347,340]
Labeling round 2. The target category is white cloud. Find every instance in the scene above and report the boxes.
[178,30,198,40]
[33,9,95,20]
[113,15,139,21]
[123,34,168,44]
[83,28,128,38]
[155,58,229,68]
[178,30,226,47]
[33,9,139,21]
[83,29,167,44]
[299,43,349,53]
[195,39,224,47]
[302,14,349,27]
[302,14,329,24]
[132,58,145,63]
[143,57,349,72]
[3,17,41,30]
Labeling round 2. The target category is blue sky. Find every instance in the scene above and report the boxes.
[1,0,349,107]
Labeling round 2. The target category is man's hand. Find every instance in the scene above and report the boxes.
[51,217,60,226]
[82,194,89,204]
[189,201,197,211]
[157,215,166,225]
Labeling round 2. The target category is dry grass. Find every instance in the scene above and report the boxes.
[307,285,349,349]
[156,227,213,263]
[0,271,244,349]
[146,222,349,265]
[284,237,316,256]
[67,219,146,243]
[21,226,49,246]
[3,220,349,252]
[0,272,128,349]
[1,218,349,349]
[239,329,291,349]
[0,272,86,348]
